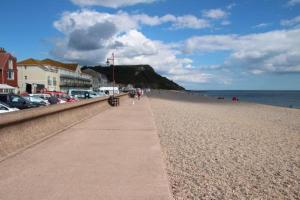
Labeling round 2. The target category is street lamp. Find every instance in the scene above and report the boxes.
[106,53,115,97]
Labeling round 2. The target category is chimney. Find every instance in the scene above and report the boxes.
[0,47,6,53]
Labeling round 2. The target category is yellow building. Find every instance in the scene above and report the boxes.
[17,58,93,94]
[17,58,60,93]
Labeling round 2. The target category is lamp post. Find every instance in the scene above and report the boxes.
[106,53,115,97]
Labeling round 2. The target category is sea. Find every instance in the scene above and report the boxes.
[190,90,300,109]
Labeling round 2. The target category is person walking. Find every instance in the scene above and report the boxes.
[48,95,59,105]
[137,88,142,100]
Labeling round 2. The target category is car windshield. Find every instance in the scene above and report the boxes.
[31,96,44,102]
[31,94,43,98]
[71,91,86,96]
[11,96,28,103]
[23,96,30,100]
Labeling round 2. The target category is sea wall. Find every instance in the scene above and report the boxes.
[0,94,127,160]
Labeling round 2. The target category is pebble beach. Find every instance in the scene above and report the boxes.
[148,90,300,200]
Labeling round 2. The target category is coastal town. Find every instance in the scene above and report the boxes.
[1,0,300,199]
[0,47,110,95]
[0,47,133,111]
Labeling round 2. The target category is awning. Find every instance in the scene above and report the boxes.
[0,84,15,89]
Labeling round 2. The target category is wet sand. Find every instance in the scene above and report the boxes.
[148,90,300,200]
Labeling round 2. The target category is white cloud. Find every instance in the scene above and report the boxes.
[184,29,300,74]
[133,13,211,29]
[201,8,231,26]
[54,9,210,33]
[132,14,163,26]
[226,3,236,10]
[171,15,210,29]
[184,35,238,53]
[281,15,300,27]
[70,0,158,8]
[252,23,271,29]
[132,13,210,29]
[51,9,213,84]
[287,0,300,6]
[54,10,138,34]
[202,9,228,19]
[168,71,213,83]
[115,30,213,83]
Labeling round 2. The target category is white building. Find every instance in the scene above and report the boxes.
[41,59,92,93]
[17,58,93,93]
[17,58,60,93]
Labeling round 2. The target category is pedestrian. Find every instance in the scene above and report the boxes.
[48,95,59,105]
[232,96,238,102]
[137,88,141,100]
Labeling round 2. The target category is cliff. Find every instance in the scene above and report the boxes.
[82,65,185,90]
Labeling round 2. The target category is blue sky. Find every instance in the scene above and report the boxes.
[1,0,300,90]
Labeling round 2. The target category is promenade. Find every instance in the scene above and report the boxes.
[0,97,172,200]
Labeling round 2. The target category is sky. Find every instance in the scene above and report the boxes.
[1,0,300,90]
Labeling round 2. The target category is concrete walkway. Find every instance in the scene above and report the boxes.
[0,97,172,200]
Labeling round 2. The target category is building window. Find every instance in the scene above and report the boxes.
[24,76,27,80]
[48,76,51,85]
[8,60,13,70]
[7,70,14,80]
[53,77,56,86]
[7,60,14,80]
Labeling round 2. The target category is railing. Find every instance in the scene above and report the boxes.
[59,70,92,81]
[59,83,92,88]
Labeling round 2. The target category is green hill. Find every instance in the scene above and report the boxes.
[82,65,185,90]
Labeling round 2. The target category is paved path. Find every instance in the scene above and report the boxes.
[0,97,172,200]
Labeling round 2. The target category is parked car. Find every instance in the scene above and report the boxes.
[68,89,107,99]
[0,94,39,109]
[30,93,51,101]
[43,91,77,103]
[23,96,49,106]
[68,89,90,99]
[58,98,67,104]
[0,101,19,114]
[89,91,107,98]
[99,87,120,96]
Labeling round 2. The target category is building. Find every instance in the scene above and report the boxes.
[41,59,92,92]
[0,48,18,92]
[17,58,92,93]
[0,84,16,94]
[17,59,60,93]
[81,68,108,91]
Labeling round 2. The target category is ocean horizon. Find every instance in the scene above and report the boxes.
[189,90,300,109]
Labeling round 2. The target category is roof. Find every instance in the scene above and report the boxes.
[0,53,13,70]
[17,58,79,72]
[0,84,16,89]
[41,59,78,71]
[81,68,101,77]
[17,58,42,66]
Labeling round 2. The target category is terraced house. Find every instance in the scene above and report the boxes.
[17,58,92,93]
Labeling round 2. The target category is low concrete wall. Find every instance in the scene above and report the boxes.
[0,94,127,160]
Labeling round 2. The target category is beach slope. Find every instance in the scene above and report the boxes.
[148,90,300,200]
